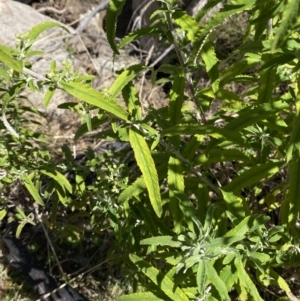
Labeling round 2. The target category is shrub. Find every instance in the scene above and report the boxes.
[1,0,300,300]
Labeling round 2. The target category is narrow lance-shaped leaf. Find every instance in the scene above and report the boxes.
[118,176,146,203]
[206,261,230,301]
[222,162,282,193]
[225,100,290,132]
[192,0,257,59]
[177,193,197,233]
[169,70,185,125]
[172,10,201,43]
[197,260,206,297]
[168,157,184,233]
[265,268,295,300]
[0,45,22,72]
[0,209,7,221]
[284,159,300,226]
[118,27,162,50]
[19,21,69,49]
[220,264,238,291]
[224,214,270,238]
[271,0,300,51]
[235,257,264,301]
[118,163,168,203]
[122,81,142,119]
[129,254,189,301]
[201,40,219,93]
[257,53,277,104]
[194,0,223,22]
[140,236,181,248]
[162,124,247,146]
[60,81,128,121]
[287,80,300,162]
[21,174,45,206]
[106,0,127,54]
[203,235,245,251]
[168,69,185,231]
[129,128,162,217]
[40,169,72,194]
[195,149,254,165]
[109,64,146,98]
[44,84,56,107]
[119,292,166,301]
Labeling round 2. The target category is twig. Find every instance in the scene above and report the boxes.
[140,44,154,109]
[149,44,174,68]
[33,205,64,278]
[37,7,67,15]
[34,257,109,301]
[76,0,110,34]
[23,67,50,82]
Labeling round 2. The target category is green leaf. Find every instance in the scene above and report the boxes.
[225,215,269,238]
[220,264,238,291]
[177,193,197,233]
[203,235,244,250]
[201,40,219,93]
[74,116,108,141]
[0,209,7,221]
[40,169,72,194]
[260,53,296,73]
[118,292,166,301]
[129,254,189,301]
[106,0,127,54]
[192,0,257,59]
[162,124,247,146]
[172,10,201,43]
[257,53,277,104]
[129,128,162,217]
[169,71,185,125]
[168,157,185,233]
[261,268,294,299]
[122,81,142,118]
[60,81,128,121]
[197,260,206,296]
[222,162,282,193]
[20,21,69,48]
[283,159,300,225]
[16,223,25,238]
[21,174,45,206]
[0,45,23,72]
[140,236,181,248]
[250,252,270,264]
[118,27,162,50]
[194,149,254,165]
[118,176,146,203]
[224,100,290,132]
[44,85,56,107]
[206,261,230,301]
[287,99,300,162]
[194,0,223,22]
[235,257,264,301]
[118,163,168,203]
[109,64,146,98]
[271,0,300,51]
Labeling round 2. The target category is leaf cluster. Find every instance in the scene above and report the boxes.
[1,0,300,300]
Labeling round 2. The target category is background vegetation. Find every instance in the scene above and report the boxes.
[1,0,300,300]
